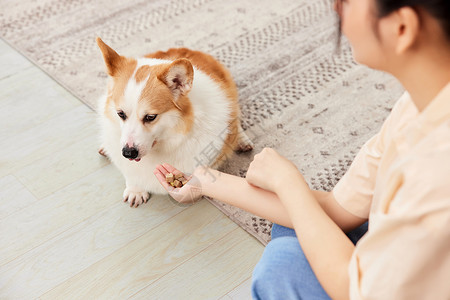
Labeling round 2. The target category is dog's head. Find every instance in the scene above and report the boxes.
[97,38,194,162]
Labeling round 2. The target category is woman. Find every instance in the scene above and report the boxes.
[154,0,450,298]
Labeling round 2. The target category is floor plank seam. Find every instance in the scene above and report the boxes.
[5,161,113,218]
[225,275,252,297]
[128,227,240,298]
[0,65,34,81]
[0,200,120,268]
[37,201,189,297]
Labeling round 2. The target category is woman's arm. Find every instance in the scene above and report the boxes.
[197,167,292,227]
[197,167,366,232]
[315,190,367,232]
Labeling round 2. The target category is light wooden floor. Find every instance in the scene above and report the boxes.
[0,39,264,300]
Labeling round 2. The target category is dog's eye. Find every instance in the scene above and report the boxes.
[117,111,127,120]
[143,114,158,123]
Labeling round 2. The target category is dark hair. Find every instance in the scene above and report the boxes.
[335,0,450,46]
[375,0,450,39]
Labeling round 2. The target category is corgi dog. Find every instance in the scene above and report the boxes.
[96,38,253,207]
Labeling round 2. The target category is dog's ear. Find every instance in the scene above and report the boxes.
[158,59,194,101]
[96,37,126,77]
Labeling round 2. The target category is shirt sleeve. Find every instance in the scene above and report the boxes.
[332,93,409,219]
[355,147,450,300]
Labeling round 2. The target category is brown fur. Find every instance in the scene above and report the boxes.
[134,65,152,83]
[138,63,195,134]
[97,38,138,122]
[146,48,242,166]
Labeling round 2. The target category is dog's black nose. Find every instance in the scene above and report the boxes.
[122,145,139,159]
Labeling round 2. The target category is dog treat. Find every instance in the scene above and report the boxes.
[165,173,174,183]
[166,172,187,188]
[173,179,182,188]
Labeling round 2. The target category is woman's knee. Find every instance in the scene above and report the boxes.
[252,237,308,299]
[252,237,330,300]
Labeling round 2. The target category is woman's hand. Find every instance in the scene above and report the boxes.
[153,163,203,205]
[246,147,306,194]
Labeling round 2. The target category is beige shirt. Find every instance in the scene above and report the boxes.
[333,83,450,300]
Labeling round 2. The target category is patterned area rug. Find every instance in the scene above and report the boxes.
[1,0,403,245]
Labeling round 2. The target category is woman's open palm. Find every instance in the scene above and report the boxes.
[153,163,203,204]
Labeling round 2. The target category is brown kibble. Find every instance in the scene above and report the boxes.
[166,172,188,188]
[165,173,174,183]
[173,179,182,188]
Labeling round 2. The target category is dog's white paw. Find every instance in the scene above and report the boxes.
[123,188,151,208]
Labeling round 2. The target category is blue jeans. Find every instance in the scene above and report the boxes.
[251,222,368,300]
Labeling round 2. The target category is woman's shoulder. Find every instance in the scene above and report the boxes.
[390,124,450,213]
[401,119,450,187]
